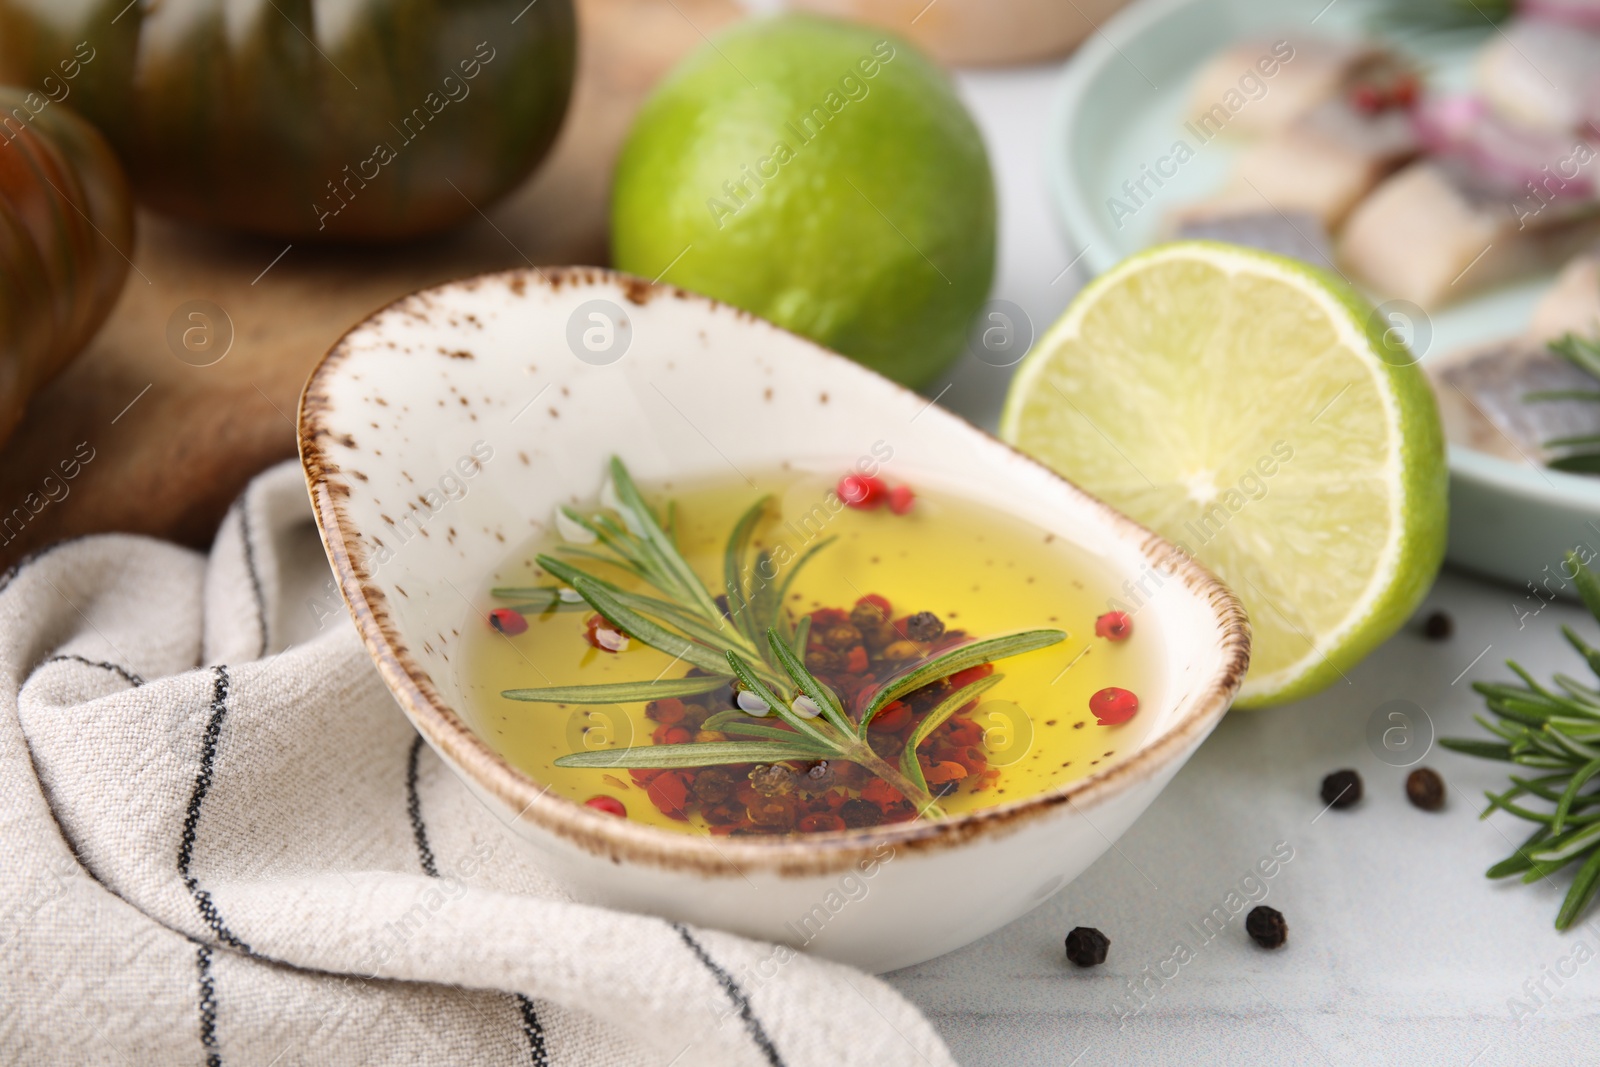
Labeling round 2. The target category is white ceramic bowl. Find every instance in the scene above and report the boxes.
[299,267,1249,972]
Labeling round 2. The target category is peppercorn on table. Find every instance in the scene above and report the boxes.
[882,62,1600,1067]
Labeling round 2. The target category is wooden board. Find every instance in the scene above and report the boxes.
[0,0,743,570]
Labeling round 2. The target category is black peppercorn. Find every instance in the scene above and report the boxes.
[1320,769,1362,808]
[904,611,945,642]
[1406,767,1446,811]
[838,799,882,829]
[1423,611,1453,641]
[1064,926,1109,967]
[1246,906,1287,949]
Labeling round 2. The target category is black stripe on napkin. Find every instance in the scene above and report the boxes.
[42,654,145,687]
[404,735,551,1065]
[672,923,785,1067]
[405,735,440,878]
[514,993,551,1067]
[195,941,223,1067]
[235,498,270,658]
[178,666,253,955]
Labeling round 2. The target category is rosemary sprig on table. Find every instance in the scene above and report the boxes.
[1442,553,1600,929]
[496,457,1066,816]
[1527,333,1600,475]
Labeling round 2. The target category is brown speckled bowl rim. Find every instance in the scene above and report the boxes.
[299,266,1251,879]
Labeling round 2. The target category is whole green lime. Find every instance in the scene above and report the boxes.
[610,14,996,388]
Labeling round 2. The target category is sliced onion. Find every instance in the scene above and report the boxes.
[1412,94,1595,198]
[1523,0,1600,30]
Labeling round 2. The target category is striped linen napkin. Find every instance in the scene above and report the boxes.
[0,461,953,1067]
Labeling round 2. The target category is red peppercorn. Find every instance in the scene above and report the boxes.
[584,795,626,817]
[799,812,846,833]
[838,474,888,508]
[844,645,868,673]
[888,485,915,515]
[951,746,988,774]
[948,663,995,689]
[945,721,983,748]
[582,614,628,653]
[488,607,527,636]
[835,676,872,704]
[871,701,912,732]
[647,772,691,819]
[855,593,893,618]
[1090,687,1139,725]
[1351,84,1383,114]
[646,698,685,724]
[628,768,664,786]
[925,761,967,784]
[881,803,918,823]
[809,607,851,629]
[655,725,691,745]
[862,778,904,807]
[1391,74,1418,108]
[1094,611,1132,641]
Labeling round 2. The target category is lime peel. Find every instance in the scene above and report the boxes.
[1001,241,1447,708]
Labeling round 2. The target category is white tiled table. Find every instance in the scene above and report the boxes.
[891,63,1599,1067]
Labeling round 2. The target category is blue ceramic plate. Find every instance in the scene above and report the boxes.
[1047,0,1600,592]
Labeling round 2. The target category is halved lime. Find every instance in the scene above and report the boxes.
[1000,242,1447,708]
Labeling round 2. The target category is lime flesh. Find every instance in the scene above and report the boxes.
[1001,242,1448,707]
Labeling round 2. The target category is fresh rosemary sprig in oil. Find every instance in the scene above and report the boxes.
[1442,553,1600,929]
[498,457,1066,817]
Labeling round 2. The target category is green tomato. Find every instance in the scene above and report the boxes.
[0,0,576,240]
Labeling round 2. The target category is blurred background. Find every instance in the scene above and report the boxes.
[0,0,1108,570]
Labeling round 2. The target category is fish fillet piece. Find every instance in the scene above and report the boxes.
[1171,209,1332,263]
[1186,38,1402,138]
[1530,250,1600,342]
[1173,98,1419,231]
[1339,159,1600,308]
[1431,338,1600,463]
